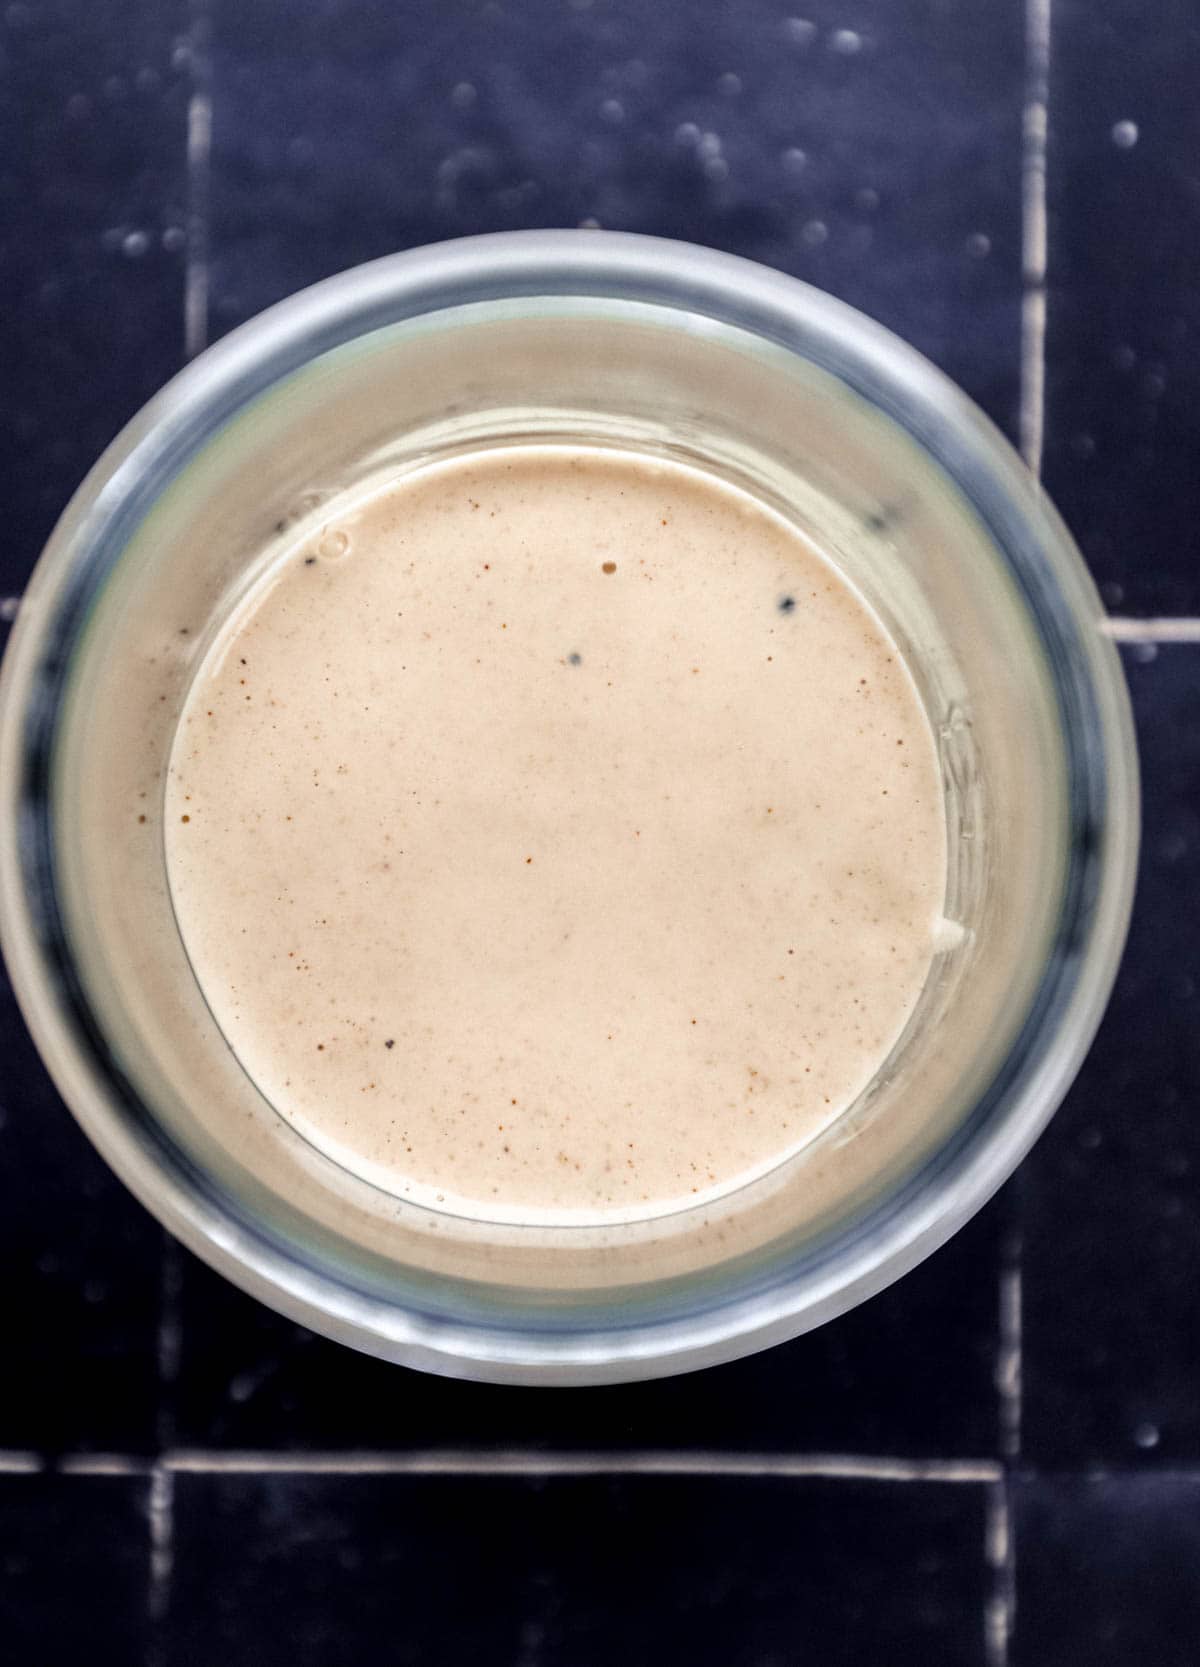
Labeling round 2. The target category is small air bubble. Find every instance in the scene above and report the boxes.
[830,28,863,54]
[1112,119,1139,150]
[317,528,350,560]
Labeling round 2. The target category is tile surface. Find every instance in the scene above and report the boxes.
[169,1473,987,1667]
[0,0,189,591]
[1022,646,1200,1464]
[1044,0,1200,613]
[0,1474,151,1664]
[0,967,161,1453]
[1014,1475,1200,1667]
[208,0,1023,432]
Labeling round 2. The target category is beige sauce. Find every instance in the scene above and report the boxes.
[165,447,946,1221]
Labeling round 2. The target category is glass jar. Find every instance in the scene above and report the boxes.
[0,232,1138,1383]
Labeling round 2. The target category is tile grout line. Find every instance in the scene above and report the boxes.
[0,1452,42,1474]
[998,1235,1024,1463]
[32,1451,1200,1483]
[989,1238,1022,1667]
[183,1,212,362]
[144,14,212,1653]
[997,0,1052,1657]
[155,1234,183,1446]
[985,1477,1015,1667]
[147,1466,175,1626]
[51,1449,1002,1483]
[1103,617,1200,642]
[1019,0,1051,478]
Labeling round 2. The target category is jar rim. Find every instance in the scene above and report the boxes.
[0,231,1139,1382]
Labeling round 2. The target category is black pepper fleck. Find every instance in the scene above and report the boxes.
[567,652,582,666]
[778,595,796,614]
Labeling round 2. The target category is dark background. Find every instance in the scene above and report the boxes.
[2,2,1199,1663]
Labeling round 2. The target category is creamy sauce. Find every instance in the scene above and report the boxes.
[165,447,946,1220]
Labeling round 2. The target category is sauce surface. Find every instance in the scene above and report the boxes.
[165,447,946,1219]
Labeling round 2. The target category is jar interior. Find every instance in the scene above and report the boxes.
[48,299,1067,1319]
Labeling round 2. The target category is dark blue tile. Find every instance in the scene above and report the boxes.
[0,969,161,1452]
[170,1472,987,1667]
[0,0,186,1458]
[1014,1475,1200,1667]
[1044,1,1200,613]
[209,0,1023,434]
[1023,646,1200,1463]
[0,0,189,591]
[173,1201,999,1458]
[0,1473,150,1664]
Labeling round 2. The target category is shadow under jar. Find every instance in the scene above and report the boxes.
[0,232,1137,1384]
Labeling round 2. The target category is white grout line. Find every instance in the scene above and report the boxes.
[984,1477,1015,1667]
[1019,0,1052,479]
[52,1451,1200,1484]
[1103,616,1200,643]
[158,1448,1002,1482]
[156,1235,184,1450]
[184,88,212,360]
[183,3,213,363]
[998,1238,1023,1462]
[148,1466,175,1624]
[57,1454,153,1476]
[1000,4,1051,1655]
[0,1452,43,1474]
[54,1448,1000,1482]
